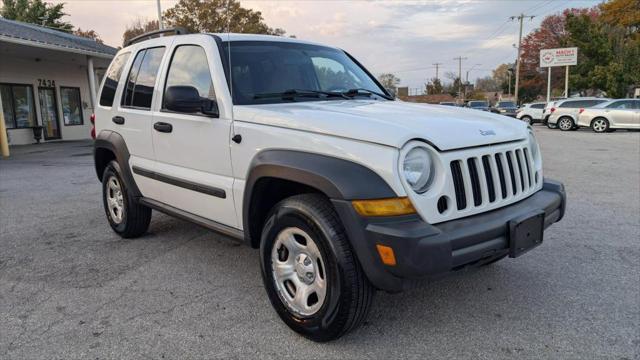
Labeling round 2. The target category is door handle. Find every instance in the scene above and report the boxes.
[153,122,173,133]
[112,116,125,125]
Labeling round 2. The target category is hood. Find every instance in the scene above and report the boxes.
[234,100,528,150]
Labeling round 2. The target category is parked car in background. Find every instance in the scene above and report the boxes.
[439,102,457,106]
[547,98,610,131]
[542,98,565,125]
[492,101,518,117]
[517,102,546,124]
[577,99,640,132]
[466,100,490,111]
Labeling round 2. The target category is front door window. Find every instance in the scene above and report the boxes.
[38,87,61,140]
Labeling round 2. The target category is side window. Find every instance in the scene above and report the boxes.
[607,100,633,109]
[121,47,166,109]
[99,52,130,107]
[162,45,215,114]
[559,101,580,108]
[532,103,545,109]
[586,100,607,107]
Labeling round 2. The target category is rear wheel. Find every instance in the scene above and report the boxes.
[102,161,151,238]
[547,120,557,129]
[558,117,574,131]
[591,118,609,133]
[260,194,373,342]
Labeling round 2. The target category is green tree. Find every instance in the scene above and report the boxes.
[163,0,285,35]
[0,0,73,32]
[424,78,443,95]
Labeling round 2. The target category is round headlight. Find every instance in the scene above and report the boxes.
[403,146,433,193]
[528,131,539,159]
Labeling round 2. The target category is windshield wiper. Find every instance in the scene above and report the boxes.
[254,89,350,100]
[342,88,393,100]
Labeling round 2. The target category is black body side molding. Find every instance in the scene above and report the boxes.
[93,130,142,198]
[132,166,226,199]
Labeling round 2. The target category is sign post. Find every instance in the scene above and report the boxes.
[540,47,578,101]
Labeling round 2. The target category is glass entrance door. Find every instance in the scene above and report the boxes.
[38,87,61,140]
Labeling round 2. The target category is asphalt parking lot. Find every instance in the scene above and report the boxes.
[0,126,638,359]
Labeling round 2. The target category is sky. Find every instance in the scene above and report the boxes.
[50,0,602,90]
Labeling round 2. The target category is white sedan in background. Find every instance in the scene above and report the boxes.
[578,99,640,132]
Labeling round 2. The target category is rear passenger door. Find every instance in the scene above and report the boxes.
[147,38,237,228]
[116,41,169,196]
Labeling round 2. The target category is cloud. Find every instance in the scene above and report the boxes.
[48,0,600,89]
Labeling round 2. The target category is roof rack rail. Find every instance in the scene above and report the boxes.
[124,27,190,47]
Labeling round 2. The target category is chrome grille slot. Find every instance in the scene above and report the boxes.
[446,143,539,217]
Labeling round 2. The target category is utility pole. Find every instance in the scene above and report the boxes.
[453,56,467,100]
[510,13,534,104]
[156,0,164,29]
[432,63,443,81]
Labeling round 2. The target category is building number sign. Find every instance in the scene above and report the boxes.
[38,79,56,87]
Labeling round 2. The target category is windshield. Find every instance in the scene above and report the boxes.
[469,101,487,107]
[498,101,516,107]
[221,41,388,105]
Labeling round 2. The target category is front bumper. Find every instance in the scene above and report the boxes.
[332,179,566,292]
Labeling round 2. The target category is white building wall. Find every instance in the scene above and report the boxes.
[0,44,111,145]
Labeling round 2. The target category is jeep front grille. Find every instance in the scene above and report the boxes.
[449,146,538,211]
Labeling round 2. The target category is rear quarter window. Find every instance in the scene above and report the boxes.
[99,52,130,107]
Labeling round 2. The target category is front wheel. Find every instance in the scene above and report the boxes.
[102,161,151,238]
[260,194,374,342]
[547,120,557,129]
[521,115,533,125]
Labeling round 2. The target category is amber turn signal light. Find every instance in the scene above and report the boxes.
[376,244,397,266]
[351,197,416,217]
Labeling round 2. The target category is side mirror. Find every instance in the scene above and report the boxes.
[164,86,219,117]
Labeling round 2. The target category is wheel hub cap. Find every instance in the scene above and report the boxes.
[271,227,327,317]
[106,176,124,224]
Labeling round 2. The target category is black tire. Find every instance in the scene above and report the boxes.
[546,120,557,129]
[102,160,151,238]
[557,116,574,131]
[591,117,609,133]
[260,194,374,342]
[521,115,533,125]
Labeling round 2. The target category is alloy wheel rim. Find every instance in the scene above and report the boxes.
[106,176,124,224]
[271,227,327,317]
[559,118,572,130]
[594,120,606,132]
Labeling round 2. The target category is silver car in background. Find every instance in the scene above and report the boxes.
[548,98,610,131]
[577,99,640,133]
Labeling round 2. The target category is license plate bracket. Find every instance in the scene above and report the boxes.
[508,210,545,258]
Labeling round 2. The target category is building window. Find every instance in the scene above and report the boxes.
[0,83,37,129]
[60,87,84,126]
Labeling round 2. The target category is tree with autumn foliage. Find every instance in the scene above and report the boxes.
[164,0,285,35]
[515,0,639,101]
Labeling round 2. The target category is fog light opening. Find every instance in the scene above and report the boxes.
[437,196,449,214]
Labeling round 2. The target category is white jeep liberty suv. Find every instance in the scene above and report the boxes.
[93,29,566,342]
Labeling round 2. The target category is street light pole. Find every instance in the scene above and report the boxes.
[156,0,164,29]
[510,14,534,104]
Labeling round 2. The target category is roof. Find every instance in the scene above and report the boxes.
[209,33,331,48]
[0,17,117,58]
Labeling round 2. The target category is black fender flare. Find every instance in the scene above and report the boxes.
[93,130,142,198]
[243,149,397,239]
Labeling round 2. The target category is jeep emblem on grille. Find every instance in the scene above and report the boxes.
[479,129,496,136]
